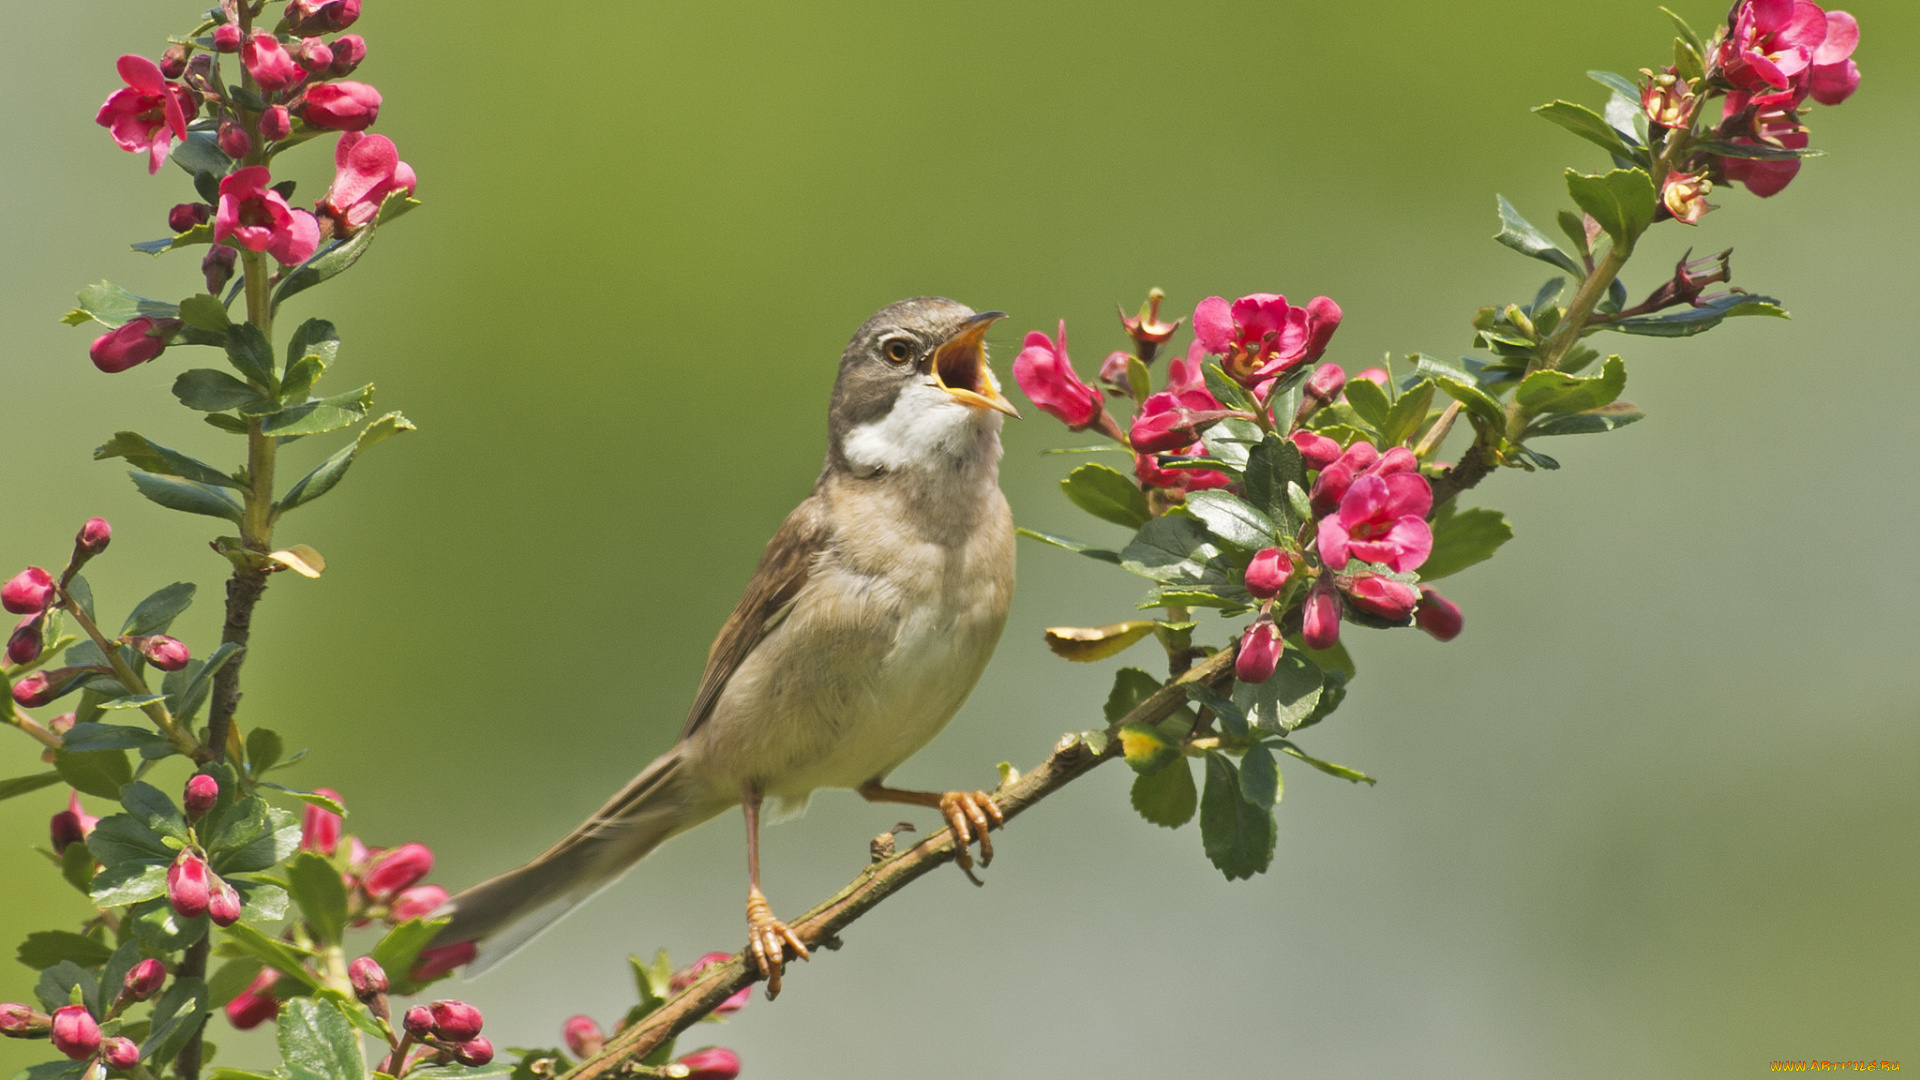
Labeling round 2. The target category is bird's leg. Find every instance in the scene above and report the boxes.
[858,780,1004,873]
[740,789,807,999]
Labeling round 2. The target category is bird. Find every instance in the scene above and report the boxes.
[435,297,1021,996]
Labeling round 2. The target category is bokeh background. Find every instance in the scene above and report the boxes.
[4,1,1917,1076]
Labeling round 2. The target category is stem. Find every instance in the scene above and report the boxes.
[560,650,1235,1080]
[2,704,63,752]
[53,586,198,757]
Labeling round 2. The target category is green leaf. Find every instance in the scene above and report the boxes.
[1119,515,1223,586]
[100,941,142,1007]
[1515,354,1625,417]
[275,412,416,513]
[1103,667,1161,726]
[1242,433,1305,526]
[1379,378,1435,449]
[274,218,381,311]
[1058,463,1149,529]
[1124,355,1151,404]
[1494,196,1583,277]
[1014,528,1121,565]
[178,294,232,335]
[245,728,284,775]
[221,923,320,989]
[143,976,211,1065]
[96,695,167,711]
[1565,168,1657,252]
[286,852,350,945]
[1661,5,1705,57]
[1534,100,1633,159]
[281,356,326,403]
[16,931,114,971]
[1181,490,1277,552]
[34,961,99,1015]
[67,282,180,329]
[235,879,290,923]
[630,950,669,1020]
[173,369,267,413]
[15,1062,87,1080]
[1042,621,1158,663]
[206,798,300,874]
[223,323,278,390]
[1694,139,1825,162]
[1422,502,1514,581]
[170,642,245,723]
[1239,743,1281,807]
[170,132,231,178]
[1342,377,1390,430]
[370,918,449,996]
[1601,293,1789,337]
[1130,757,1197,829]
[119,781,189,841]
[260,388,373,438]
[1432,377,1506,433]
[85,814,171,866]
[1137,584,1249,612]
[1185,682,1248,738]
[129,471,244,523]
[132,224,215,256]
[89,861,171,907]
[65,577,96,625]
[61,723,167,753]
[1118,722,1180,776]
[129,897,207,952]
[61,843,96,894]
[408,1065,512,1080]
[1525,401,1645,437]
[1231,653,1323,733]
[0,772,62,801]
[207,957,266,1008]
[54,749,132,802]
[284,318,341,373]
[1276,741,1377,785]
[1201,363,1259,416]
[1198,417,1262,473]
[121,582,197,637]
[277,998,369,1080]
[1199,752,1275,880]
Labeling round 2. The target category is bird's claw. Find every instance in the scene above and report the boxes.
[745,887,808,999]
[938,789,1004,874]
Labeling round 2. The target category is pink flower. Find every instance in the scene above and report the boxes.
[290,0,362,35]
[215,167,321,266]
[363,842,434,898]
[1718,131,1807,197]
[101,1037,141,1070]
[1235,620,1282,684]
[1717,0,1830,91]
[329,35,367,77]
[294,38,335,74]
[1133,447,1231,493]
[49,1005,100,1061]
[1807,9,1860,105]
[676,1048,742,1080]
[1290,430,1342,471]
[1308,441,1379,515]
[76,518,112,555]
[1415,587,1463,642]
[183,774,219,819]
[208,875,243,926]
[2,568,53,614]
[670,952,751,1015]
[1129,388,1230,454]
[1303,362,1345,404]
[427,1000,484,1042]
[168,851,212,919]
[349,957,389,999]
[95,55,195,174]
[261,105,293,141]
[1661,171,1713,224]
[1243,548,1293,600]
[1302,582,1342,651]
[564,1016,605,1059]
[1641,67,1697,129]
[1192,292,1342,387]
[225,971,280,1030]
[388,884,448,924]
[123,959,167,1002]
[169,202,210,233]
[137,635,191,672]
[302,81,382,132]
[1013,323,1107,431]
[1317,472,1433,573]
[301,789,343,855]
[49,791,97,855]
[7,614,43,666]
[320,133,417,233]
[243,32,303,93]
[212,24,243,53]
[90,317,178,373]
[453,1038,494,1067]
[12,672,56,708]
[1341,574,1420,620]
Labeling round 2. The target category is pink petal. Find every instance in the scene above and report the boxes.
[1316,516,1351,570]
[271,209,321,266]
[1743,50,1791,89]
[116,54,166,94]
[1750,0,1793,33]
[1303,296,1342,359]
[1813,10,1858,63]
[147,138,171,175]
[163,91,189,143]
[1809,58,1860,105]
[1380,472,1432,519]
[1192,297,1234,354]
[1382,516,1432,572]
[1741,157,1802,197]
[392,160,417,195]
[1337,474,1390,525]
[1777,1,1830,51]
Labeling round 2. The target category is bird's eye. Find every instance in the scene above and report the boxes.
[884,339,913,364]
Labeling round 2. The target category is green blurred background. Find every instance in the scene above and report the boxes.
[4,0,1916,1075]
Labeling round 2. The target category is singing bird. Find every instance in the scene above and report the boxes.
[437,298,1020,994]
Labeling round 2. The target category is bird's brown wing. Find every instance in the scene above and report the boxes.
[677,490,832,742]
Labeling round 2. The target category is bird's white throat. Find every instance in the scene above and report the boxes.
[841,378,1005,475]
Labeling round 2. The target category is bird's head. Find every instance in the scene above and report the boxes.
[829,297,1018,476]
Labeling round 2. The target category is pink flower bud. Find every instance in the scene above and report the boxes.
[1342,575,1419,621]
[1243,548,1294,601]
[217,121,253,159]
[8,613,44,666]
[184,774,219,819]
[203,246,238,295]
[301,81,382,132]
[1304,362,1346,403]
[294,38,334,74]
[0,1003,52,1038]
[1302,582,1342,651]
[167,204,209,236]
[1097,350,1133,393]
[3,568,54,614]
[1415,587,1463,642]
[12,672,55,708]
[1129,388,1227,454]
[676,1048,741,1080]
[348,957,389,1000]
[290,0,361,35]
[452,1038,494,1067]
[260,105,292,141]
[670,952,750,1015]
[242,32,302,93]
[76,518,112,556]
[410,941,475,982]
[50,791,98,854]
[328,35,367,76]
[102,1036,141,1070]
[1308,440,1378,515]
[428,1000,484,1042]
[90,317,177,373]
[363,843,433,899]
[225,971,279,1031]
[159,45,190,80]
[212,24,243,53]
[388,884,448,924]
[138,635,192,672]
[207,874,241,927]
[300,789,343,856]
[123,959,167,1003]
[50,1006,100,1060]
[1012,323,1106,432]
[563,1016,605,1059]
[1235,620,1282,684]
[49,713,78,735]
[403,1006,435,1039]
[168,851,212,920]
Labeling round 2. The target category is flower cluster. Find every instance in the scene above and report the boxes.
[1,957,168,1071]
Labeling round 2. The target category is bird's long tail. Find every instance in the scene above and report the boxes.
[434,743,728,975]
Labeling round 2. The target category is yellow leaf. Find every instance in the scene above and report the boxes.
[1043,621,1158,662]
[268,545,326,578]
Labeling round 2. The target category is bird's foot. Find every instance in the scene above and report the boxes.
[938,789,1004,875]
[744,886,808,999]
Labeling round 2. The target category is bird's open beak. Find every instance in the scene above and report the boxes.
[930,311,1021,418]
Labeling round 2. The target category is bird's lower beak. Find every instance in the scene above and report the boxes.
[931,311,1021,418]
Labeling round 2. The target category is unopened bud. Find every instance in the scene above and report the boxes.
[1235,620,1282,684]
[184,775,219,819]
[2,568,54,614]
[212,24,242,53]
[294,37,334,73]
[1242,548,1294,601]
[225,971,280,1031]
[299,790,343,856]
[1097,350,1132,393]
[12,672,56,708]
[101,1036,141,1070]
[1303,362,1346,404]
[123,959,167,1003]
[89,317,177,374]
[136,635,191,672]
[207,875,243,927]
[1289,430,1341,471]
[217,122,252,160]
[0,1003,51,1039]
[427,1000,483,1042]
[410,941,475,982]
[563,1016,604,1059]
[363,843,433,899]
[168,203,210,234]
[328,34,366,76]
[452,1038,494,1067]
[1354,367,1388,388]
[402,1006,435,1040]
[1302,582,1342,651]
[1343,574,1419,621]
[76,518,112,556]
[167,851,212,920]
[1414,587,1463,642]
[49,809,88,854]
[8,613,45,666]
[260,105,292,141]
[346,957,387,999]
[669,953,750,1015]
[388,884,448,924]
[160,45,191,80]
[289,0,362,35]
[49,1006,100,1061]
[675,1048,742,1080]
[203,246,238,294]
[184,52,215,87]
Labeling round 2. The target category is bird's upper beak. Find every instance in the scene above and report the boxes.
[930,311,1021,418]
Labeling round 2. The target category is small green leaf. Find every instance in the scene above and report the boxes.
[1515,354,1626,417]
[1119,516,1223,586]
[1239,743,1281,807]
[85,814,171,866]
[286,852,350,945]
[1432,377,1506,433]
[278,998,365,1080]
[1600,293,1789,337]
[1534,100,1634,159]
[95,695,167,711]
[1043,622,1158,663]
[1185,682,1248,737]
[61,842,96,894]
[275,412,416,513]
[1342,377,1390,430]
[1103,667,1161,726]
[54,749,132,802]
[122,582,197,636]
[1422,502,1514,581]
[1494,196,1583,277]
[1379,379,1436,449]
[119,781,189,841]
[132,224,215,256]
[260,389,373,439]
[1525,402,1645,437]
[178,294,232,334]
[68,282,180,329]
[1231,653,1323,733]
[245,728,284,775]
[273,219,381,311]
[0,772,62,801]
[1059,463,1151,529]
[171,642,244,723]
[370,918,449,997]
[170,131,231,178]
[173,369,267,413]
[1182,490,1277,552]
[1661,5,1705,58]
[129,897,207,951]
[1242,433,1305,526]
[1118,723,1180,776]
[224,323,278,391]
[281,356,326,402]
[89,861,171,907]
[1565,167,1657,252]
[1201,363,1259,416]
[1694,139,1826,162]
[284,318,341,373]
[1130,757,1197,829]
[1014,528,1121,565]
[129,472,244,523]
[1124,355,1151,404]
[1199,752,1276,881]
[1276,741,1377,785]
[220,924,320,989]
[94,433,242,490]
[34,961,100,1015]
[16,931,114,971]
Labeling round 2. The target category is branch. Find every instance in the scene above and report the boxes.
[559,648,1236,1080]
